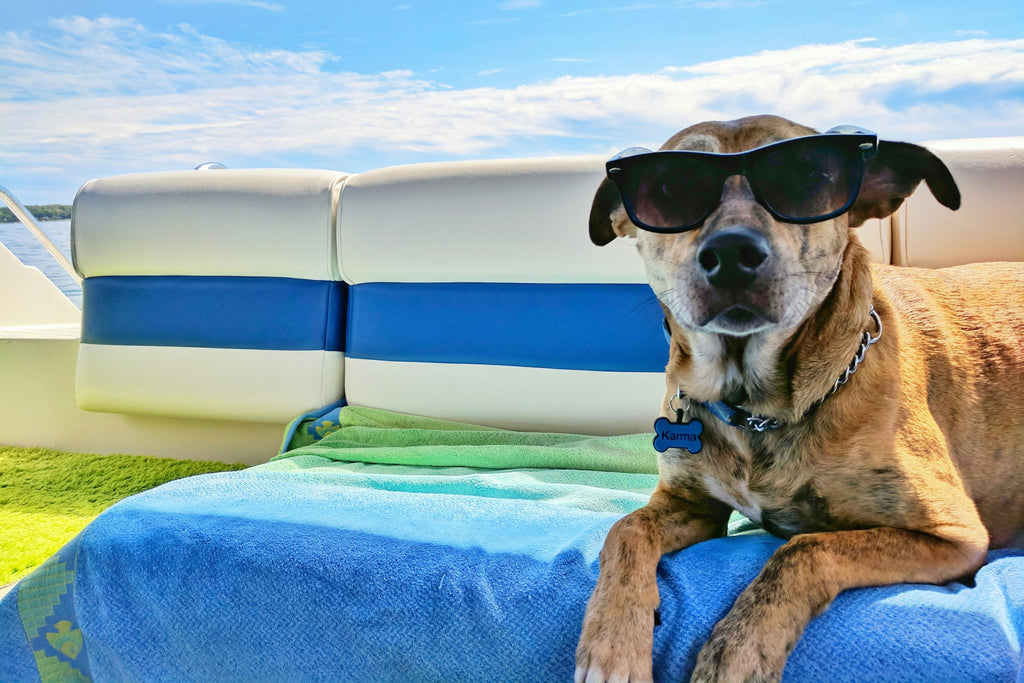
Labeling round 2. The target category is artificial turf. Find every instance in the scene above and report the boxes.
[0,446,246,584]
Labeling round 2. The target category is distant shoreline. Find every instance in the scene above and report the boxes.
[0,205,72,223]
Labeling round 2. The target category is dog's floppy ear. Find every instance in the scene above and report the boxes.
[589,178,637,246]
[848,141,961,227]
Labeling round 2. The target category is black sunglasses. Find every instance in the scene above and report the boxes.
[606,125,879,233]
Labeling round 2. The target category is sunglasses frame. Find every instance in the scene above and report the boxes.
[606,126,879,234]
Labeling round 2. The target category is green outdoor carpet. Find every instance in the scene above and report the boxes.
[0,446,246,584]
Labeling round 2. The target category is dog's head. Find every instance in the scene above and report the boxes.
[590,114,960,338]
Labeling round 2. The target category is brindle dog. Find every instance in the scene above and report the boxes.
[575,115,1024,682]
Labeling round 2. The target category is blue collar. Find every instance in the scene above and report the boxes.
[702,400,780,432]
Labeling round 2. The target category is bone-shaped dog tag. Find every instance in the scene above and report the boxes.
[653,412,703,454]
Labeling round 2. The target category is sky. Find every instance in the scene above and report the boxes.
[2,1,1023,204]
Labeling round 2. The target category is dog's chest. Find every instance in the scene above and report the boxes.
[701,473,764,524]
[700,466,822,537]
[671,435,823,537]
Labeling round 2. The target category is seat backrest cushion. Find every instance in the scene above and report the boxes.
[337,157,670,435]
[73,169,348,423]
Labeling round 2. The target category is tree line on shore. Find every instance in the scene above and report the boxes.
[0,205,72,223]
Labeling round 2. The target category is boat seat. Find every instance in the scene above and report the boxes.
[72,168,348,423]
[337,156,666,435]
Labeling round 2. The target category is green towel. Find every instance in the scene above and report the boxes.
[276,405,660,475]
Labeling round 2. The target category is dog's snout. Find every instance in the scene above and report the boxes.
[697,228,771,289]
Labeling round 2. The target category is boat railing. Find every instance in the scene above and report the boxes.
[0,184,82,286]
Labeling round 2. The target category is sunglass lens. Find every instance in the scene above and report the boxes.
[621,156,719,230]
[752,138,861,221]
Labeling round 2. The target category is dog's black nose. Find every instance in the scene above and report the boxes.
[697,227,771,289]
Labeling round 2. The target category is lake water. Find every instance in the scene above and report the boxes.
[0,219,82,307]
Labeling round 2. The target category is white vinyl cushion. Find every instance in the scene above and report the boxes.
[896,138,1024,268]
[337,156,649,285]
[345,358,664,436]
[73,169,348,279]
[76,344,344,423]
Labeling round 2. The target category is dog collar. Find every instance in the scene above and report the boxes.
[661,307,882,433]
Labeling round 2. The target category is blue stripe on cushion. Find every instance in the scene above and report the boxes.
[82,276,346,351]
[346,283,667,372]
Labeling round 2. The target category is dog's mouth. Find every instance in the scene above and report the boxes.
[701,304,775,335]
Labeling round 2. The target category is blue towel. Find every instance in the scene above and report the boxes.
[2,413,1023,680]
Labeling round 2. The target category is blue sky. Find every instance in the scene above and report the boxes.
[3,0,1023,203]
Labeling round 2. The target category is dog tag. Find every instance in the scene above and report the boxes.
[653,410,703,454]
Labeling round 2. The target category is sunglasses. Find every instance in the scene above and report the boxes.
[605,125,879,233]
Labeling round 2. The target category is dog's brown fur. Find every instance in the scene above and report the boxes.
[576,115,1024,682]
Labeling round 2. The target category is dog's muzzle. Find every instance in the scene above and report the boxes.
[691,226,776,333]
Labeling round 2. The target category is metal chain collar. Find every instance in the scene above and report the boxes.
[726,306,883,433]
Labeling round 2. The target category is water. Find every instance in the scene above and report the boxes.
[0,219,82,307]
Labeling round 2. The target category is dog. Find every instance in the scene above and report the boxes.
[575,114,1024,682]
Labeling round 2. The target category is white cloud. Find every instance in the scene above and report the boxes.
[2,17,1024,202]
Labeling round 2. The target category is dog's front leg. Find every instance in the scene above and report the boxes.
[576,485,730,683]
[690,525,989,683]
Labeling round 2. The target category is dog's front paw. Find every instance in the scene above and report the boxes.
[575,600,655,683]
[690,614,789,683]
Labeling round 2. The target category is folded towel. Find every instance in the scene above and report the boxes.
[278,403,661,475]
